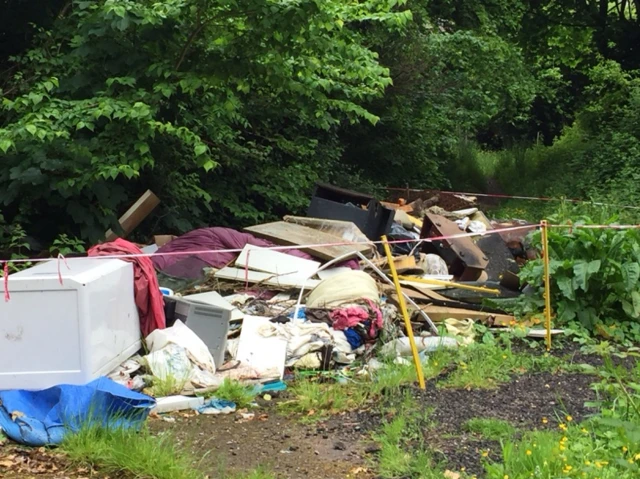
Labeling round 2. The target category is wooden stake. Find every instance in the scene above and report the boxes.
[381,235,426,390]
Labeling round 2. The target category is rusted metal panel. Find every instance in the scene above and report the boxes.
[420,213,489,274]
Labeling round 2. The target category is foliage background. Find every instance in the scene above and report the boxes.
[1,0,639,250]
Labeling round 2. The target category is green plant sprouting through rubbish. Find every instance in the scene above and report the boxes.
[210,379,257,409]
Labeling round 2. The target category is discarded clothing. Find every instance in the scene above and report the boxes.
[0,377,155,446]
[364,298,384,337]
[344,328,364,349]
[197,398,236,415]
[287,306,306,321]
[330,306,369,331]
[294,352,322,369]
[151,227,315,279]
[444,318,475,345]
[88,238,165,336]
[146,320,217,374]
[305,308,332,326]
[257,321,354,368]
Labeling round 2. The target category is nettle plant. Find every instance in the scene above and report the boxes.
[519,213,640,343]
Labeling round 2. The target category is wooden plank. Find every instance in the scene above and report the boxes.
[215,266,320,289]
[235,245,321,278]
[106,190,160,241]
[244,221,371,261]
[283,216,370,245]
[416,305,516,327]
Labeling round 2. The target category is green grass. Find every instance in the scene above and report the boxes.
[148,373,189,397]
[372,394,444,479]
[278,378,368,420]
[370,360,424,395]
[464,418,517,441]
[212,378,257,408]
[62,425,203,479]
[439,343,564,389]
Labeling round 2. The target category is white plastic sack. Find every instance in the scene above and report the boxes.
[381,336,458,357]
[418,254,449,276]
[456,217,471,231]
[146,320,216,373]
[467,220,487,234]
[306,270,379,308]
[144,343,193,382]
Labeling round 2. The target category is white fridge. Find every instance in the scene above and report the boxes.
[0,258,141,390]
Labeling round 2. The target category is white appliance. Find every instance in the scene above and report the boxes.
[0,258,141,390]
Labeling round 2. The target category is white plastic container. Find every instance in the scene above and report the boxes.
[0,258,141,390]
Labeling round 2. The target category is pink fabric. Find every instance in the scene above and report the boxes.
[330,300,384,338]
[330,307,369,331]
[88,238,166,336]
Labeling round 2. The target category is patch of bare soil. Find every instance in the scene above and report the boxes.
[150,407,375,479]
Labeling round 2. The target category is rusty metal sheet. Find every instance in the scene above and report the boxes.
[420,213,488,270]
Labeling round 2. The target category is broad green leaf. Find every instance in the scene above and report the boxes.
[25,124,37,136]
[572,260,601,292]
[0,139,13,153]
[194,144,207,156]
[556,275,575,300]
[622,263,640,291]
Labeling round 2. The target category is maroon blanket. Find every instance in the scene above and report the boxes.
[152,227,359,279]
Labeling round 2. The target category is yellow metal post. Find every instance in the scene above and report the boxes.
[381,235,426,390]
[541,220,553,350]
[397,276,500,295]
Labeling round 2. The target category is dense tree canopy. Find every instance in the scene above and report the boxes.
[1,0,639,249]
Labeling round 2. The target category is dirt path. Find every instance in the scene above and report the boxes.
[151,406,376,479]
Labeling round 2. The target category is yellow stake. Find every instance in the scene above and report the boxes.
[381,235,426,390]
[541,220,553,350]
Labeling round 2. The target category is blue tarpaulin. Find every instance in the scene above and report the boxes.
[0,377,156,446]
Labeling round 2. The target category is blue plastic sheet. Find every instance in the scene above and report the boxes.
[0,377,156,446]
[197,398,236,415]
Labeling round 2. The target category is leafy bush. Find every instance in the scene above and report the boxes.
[0,0,411,244]
[516,212,640,342]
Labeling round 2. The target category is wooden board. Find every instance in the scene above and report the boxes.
[106,190,160,241]
[244,221,371,261]
[215,266,320,289]
[417,305,517,327]
[235,245,321,278]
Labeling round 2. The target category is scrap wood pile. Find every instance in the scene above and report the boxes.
[110,184,548,400]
